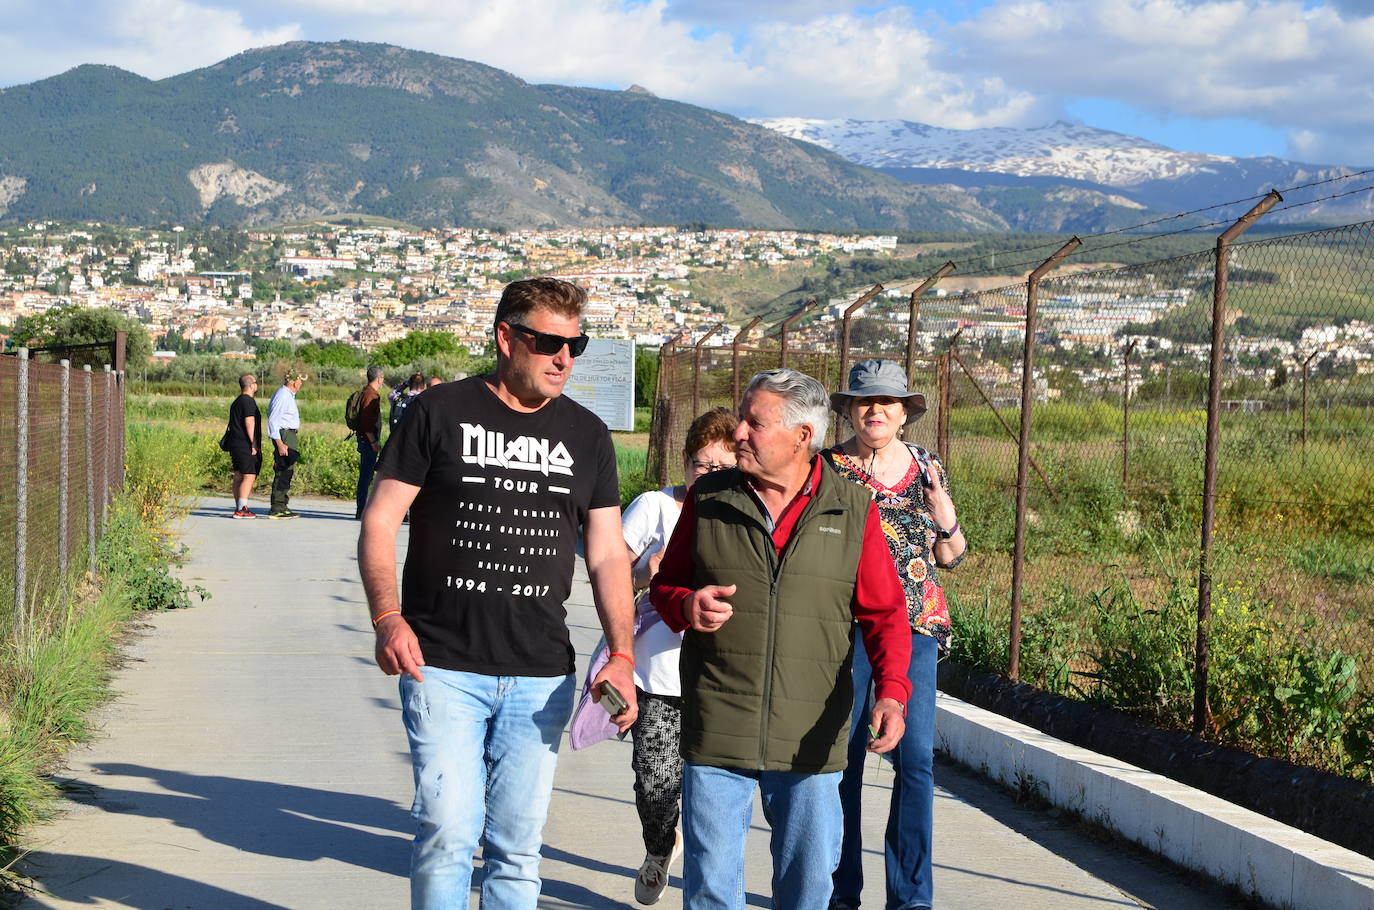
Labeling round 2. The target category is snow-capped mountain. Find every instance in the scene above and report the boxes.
[751,118,1235,187]
[750,117,1372,224]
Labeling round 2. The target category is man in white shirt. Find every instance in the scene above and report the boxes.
[266,370,306,519]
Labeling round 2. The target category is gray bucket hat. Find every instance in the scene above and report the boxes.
[829,359,927,425]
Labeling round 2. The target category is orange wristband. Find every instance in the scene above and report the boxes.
[372,609,401,628]
[608,651,635,668]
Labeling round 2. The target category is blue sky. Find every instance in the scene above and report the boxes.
[1,0,1369,165]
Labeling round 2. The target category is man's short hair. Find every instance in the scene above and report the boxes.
[366,365,384,382]
[744,369,831,454]
[238,373,256,391]
[493,277,587,331]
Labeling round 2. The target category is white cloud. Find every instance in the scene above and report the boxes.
[952,0,1374,162]
[662,0,849,25]
[220,1,1043,125]
[0,0,299,86]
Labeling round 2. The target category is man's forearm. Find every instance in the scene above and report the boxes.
[358,524,401,617]
[587,559,635,653]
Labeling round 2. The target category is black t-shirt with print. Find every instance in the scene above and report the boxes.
[225,394,261,451]
[377,376,620,677]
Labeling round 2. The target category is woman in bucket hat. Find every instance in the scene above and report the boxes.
[823,359,966,910]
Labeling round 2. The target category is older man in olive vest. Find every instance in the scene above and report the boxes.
[651,368,912,909]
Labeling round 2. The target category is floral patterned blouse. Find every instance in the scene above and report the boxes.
[825,443,958,651]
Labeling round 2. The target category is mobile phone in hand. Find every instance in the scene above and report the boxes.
[597,680,630,715]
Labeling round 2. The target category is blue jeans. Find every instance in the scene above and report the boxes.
[682,762,842,910]
[832,632,938,910]
[400,668,575,910]
[355,436,377,517]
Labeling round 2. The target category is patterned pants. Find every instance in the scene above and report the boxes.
[630,689,683,857]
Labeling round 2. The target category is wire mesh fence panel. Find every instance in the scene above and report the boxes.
[0,355,125,645]
[90,370,110,537]
[23,361,67,626]
[66,366,91,581]
[936,282,1029,673]
[1200,224,1374,701]
[650,342,784,486]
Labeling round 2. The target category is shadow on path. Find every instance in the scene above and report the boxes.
[18,853,293,909]
[64,763,411,875]
[933,756,1246,908]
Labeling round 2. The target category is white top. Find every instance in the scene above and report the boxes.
[622,486,684,696]
[266,384,299,441]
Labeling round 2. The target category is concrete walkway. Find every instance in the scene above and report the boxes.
[16,496,1242,909]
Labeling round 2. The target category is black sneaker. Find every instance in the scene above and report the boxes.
[266,509,298,520]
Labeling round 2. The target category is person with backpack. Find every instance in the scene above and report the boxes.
[389,372,426,432]
[351,365,385,520]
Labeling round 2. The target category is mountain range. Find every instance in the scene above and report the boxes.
[0,40,1366,232]
[751,118,1373,224]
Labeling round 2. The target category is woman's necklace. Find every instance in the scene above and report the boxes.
[858,437,897,483]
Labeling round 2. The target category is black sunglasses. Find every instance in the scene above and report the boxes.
[505,322,590,357]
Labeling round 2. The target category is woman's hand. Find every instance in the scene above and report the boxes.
[921,457,957,531]
[921,456,965,566]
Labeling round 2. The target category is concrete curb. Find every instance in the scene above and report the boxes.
[935,691,1374,910]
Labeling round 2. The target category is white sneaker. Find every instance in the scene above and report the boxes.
[634,832,683,905]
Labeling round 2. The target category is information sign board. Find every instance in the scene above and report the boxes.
[563,338,636,431]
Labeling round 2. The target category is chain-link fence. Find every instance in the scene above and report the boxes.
[648,215,1374,773]
[0,347,126,641]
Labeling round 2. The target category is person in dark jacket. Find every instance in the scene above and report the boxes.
[650,368,913,910]
[388,371,425,431]
[354,365,384,519]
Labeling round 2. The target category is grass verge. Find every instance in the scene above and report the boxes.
[0,429,207,899]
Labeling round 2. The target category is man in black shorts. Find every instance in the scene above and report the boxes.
[224,373,262,518]
[360,277,638,908]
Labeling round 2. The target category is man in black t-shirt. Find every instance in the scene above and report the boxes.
[360,277,637,909]
[224,374,261,518]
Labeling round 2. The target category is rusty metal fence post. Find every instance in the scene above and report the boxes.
[15,348,30,633]
[732,317,761,406]
[777,300,816,368]
[1300,350,1318,467]
[1122,339,1137,495]
[1009,237,1081,682]
[59,358,71,579]
[101,365,113,535]
[838,283,886,389]
[84,365,96,576]
[692,324,723,418]
[904,262,956,383]
[1195,190,1282,733]
[937,352,952,465]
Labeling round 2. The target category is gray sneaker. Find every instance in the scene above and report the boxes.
[634,833,682,905]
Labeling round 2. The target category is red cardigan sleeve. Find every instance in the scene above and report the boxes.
[649,491,697,633]
[852,502,914,707]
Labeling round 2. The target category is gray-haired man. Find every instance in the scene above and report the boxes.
[650,368,913,909]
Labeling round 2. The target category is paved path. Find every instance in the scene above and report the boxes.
[16,496,1241,909]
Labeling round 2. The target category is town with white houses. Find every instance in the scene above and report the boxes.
[1,221,1370,397]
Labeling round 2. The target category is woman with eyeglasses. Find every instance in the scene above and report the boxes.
[621,406,737,905]
[824,360,966,910]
